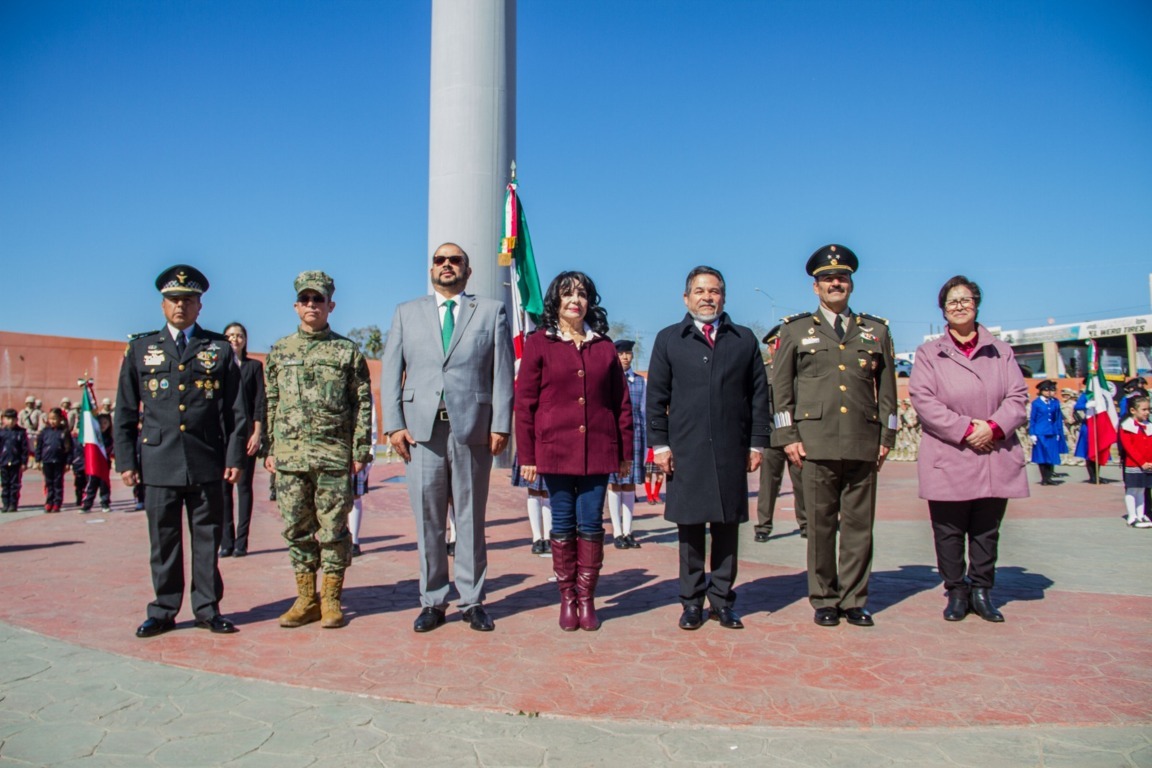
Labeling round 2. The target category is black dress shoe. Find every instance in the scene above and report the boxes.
[709,606,744,629]
[679,605,704,630]
[232,548,247,558]
[219,547,233,558]
[970,588,1004,622]
[625,534,640,548]
[842,607,874,627]
[195,615,237,634]
[799,528,808,539]
[612,537,628,550]
[813,607,840,627]
[943,593,969,622]
[463,605,495,632]
[351,543,362,557]
[532,539,547,554]
[413,606,446,633]
[754,530,770,543]
[136,617,176,638]
[446,541,456,558]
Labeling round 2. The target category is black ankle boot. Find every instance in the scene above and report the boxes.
[970,587,1004,622]
[943,590,969,622]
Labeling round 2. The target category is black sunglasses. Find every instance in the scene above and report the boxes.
[432,255,465,266]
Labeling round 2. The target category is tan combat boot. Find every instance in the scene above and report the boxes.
[279,571,321,628]
[320,571,345,628]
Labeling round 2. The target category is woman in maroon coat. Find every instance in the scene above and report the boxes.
[516,271,633,631]
[909,275,1028,623]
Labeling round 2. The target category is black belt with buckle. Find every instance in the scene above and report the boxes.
[437,409,450,422]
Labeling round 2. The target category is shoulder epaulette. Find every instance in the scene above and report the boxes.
[127,330,160,341]
[857,312,889,325]
[781,312,812,324]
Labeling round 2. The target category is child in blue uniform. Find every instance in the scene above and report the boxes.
[35,408,72,512]
[1,409,30,512]
[1029,380,1066,485]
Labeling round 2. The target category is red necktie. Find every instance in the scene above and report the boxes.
[703,323,715,347]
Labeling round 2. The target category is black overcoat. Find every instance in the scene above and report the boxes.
[646,313,771,524]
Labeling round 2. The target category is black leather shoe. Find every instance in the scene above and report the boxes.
[813,607,840,627]
[136,617,175,638]
[799,528,808,539]
[413,607,446,633]
[709,606,744,629]
[842,607,874,627]
[446,541,456,558]
[754,530,770,543]
[463,605,495,632]
[232,548,247,558]
[625,534,640,549]
[219,547,233,558]
[943,593,969,621]
[351,543,362,557]
[195,615,237,634]
[679,605,704,630]
[970,588,1004,622]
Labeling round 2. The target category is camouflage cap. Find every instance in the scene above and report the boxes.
[294,271,335,299]
[24,396,35,404]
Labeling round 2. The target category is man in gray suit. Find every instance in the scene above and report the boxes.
[381,242,515,633]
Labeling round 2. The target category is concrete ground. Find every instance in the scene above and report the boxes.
[0,459,1149,766]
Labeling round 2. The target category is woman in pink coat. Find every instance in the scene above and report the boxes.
[516,271,633,631]
[909,276,1029,623]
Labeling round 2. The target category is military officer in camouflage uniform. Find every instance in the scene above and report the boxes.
[114,265,247,638]
[772,245,897,628]
[264,271,373,630]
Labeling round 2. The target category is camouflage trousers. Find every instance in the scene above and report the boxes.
[276,469,352,574]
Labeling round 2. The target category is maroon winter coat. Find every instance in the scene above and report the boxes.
[515,329,633,476]
[909,325,1030,502]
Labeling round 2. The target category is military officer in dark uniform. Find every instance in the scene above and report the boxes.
[755,324,807,542]
[771,245,897,628]
[113,265,248,638]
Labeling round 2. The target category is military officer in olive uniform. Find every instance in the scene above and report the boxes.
[771,245,897,628]
[264,271,373,630]
[755,324,807,542]
[114,265,248,638]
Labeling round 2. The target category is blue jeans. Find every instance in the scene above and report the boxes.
[542,474,608,537]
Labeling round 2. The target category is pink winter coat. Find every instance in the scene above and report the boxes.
[909,325,1030,501]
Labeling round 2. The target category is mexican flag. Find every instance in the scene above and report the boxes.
[1083,340,1118,466]
[78,381,110,483]
[499,177,544,362]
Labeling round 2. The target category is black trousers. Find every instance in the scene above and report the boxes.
[145,483,224,621]
[42,462,65,507]
[81,474,111,510]
[73,469,87,505]
[928,498,1007,594]
[221,453,258,552]
[677,521,740,610]
[755,445,806,534]
[1,464,22,508]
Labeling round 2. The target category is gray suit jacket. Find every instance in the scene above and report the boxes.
[381,293,514,446]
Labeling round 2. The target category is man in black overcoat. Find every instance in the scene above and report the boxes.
[647,265,772,630]
[114,265,248,638]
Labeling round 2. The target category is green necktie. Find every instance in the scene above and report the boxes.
[441,299,456,353]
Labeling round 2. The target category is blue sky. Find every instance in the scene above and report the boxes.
[2,0,1150,361]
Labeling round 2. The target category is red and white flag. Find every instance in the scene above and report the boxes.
[79,380,110,483]
[1083,340,1118,466]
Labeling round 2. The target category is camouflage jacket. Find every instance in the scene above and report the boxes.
[264,325,373,472]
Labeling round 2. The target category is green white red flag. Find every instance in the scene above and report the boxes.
[1083,340,1118,466]
[499,178,544,361]
[78,380,110,483]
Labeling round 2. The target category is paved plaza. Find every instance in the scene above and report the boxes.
[1,460,1149,766]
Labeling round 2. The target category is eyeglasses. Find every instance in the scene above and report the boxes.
[432,255,465,266]
[297,294,327,305]
[944,297,976,309]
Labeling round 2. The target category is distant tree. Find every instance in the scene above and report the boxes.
[748,321,771,363]
[347,325,385,360]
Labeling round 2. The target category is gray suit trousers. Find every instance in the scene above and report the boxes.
[407,418,492,610]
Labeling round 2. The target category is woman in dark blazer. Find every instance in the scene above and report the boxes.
[220,322,266,557]
[515,271,633,631]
